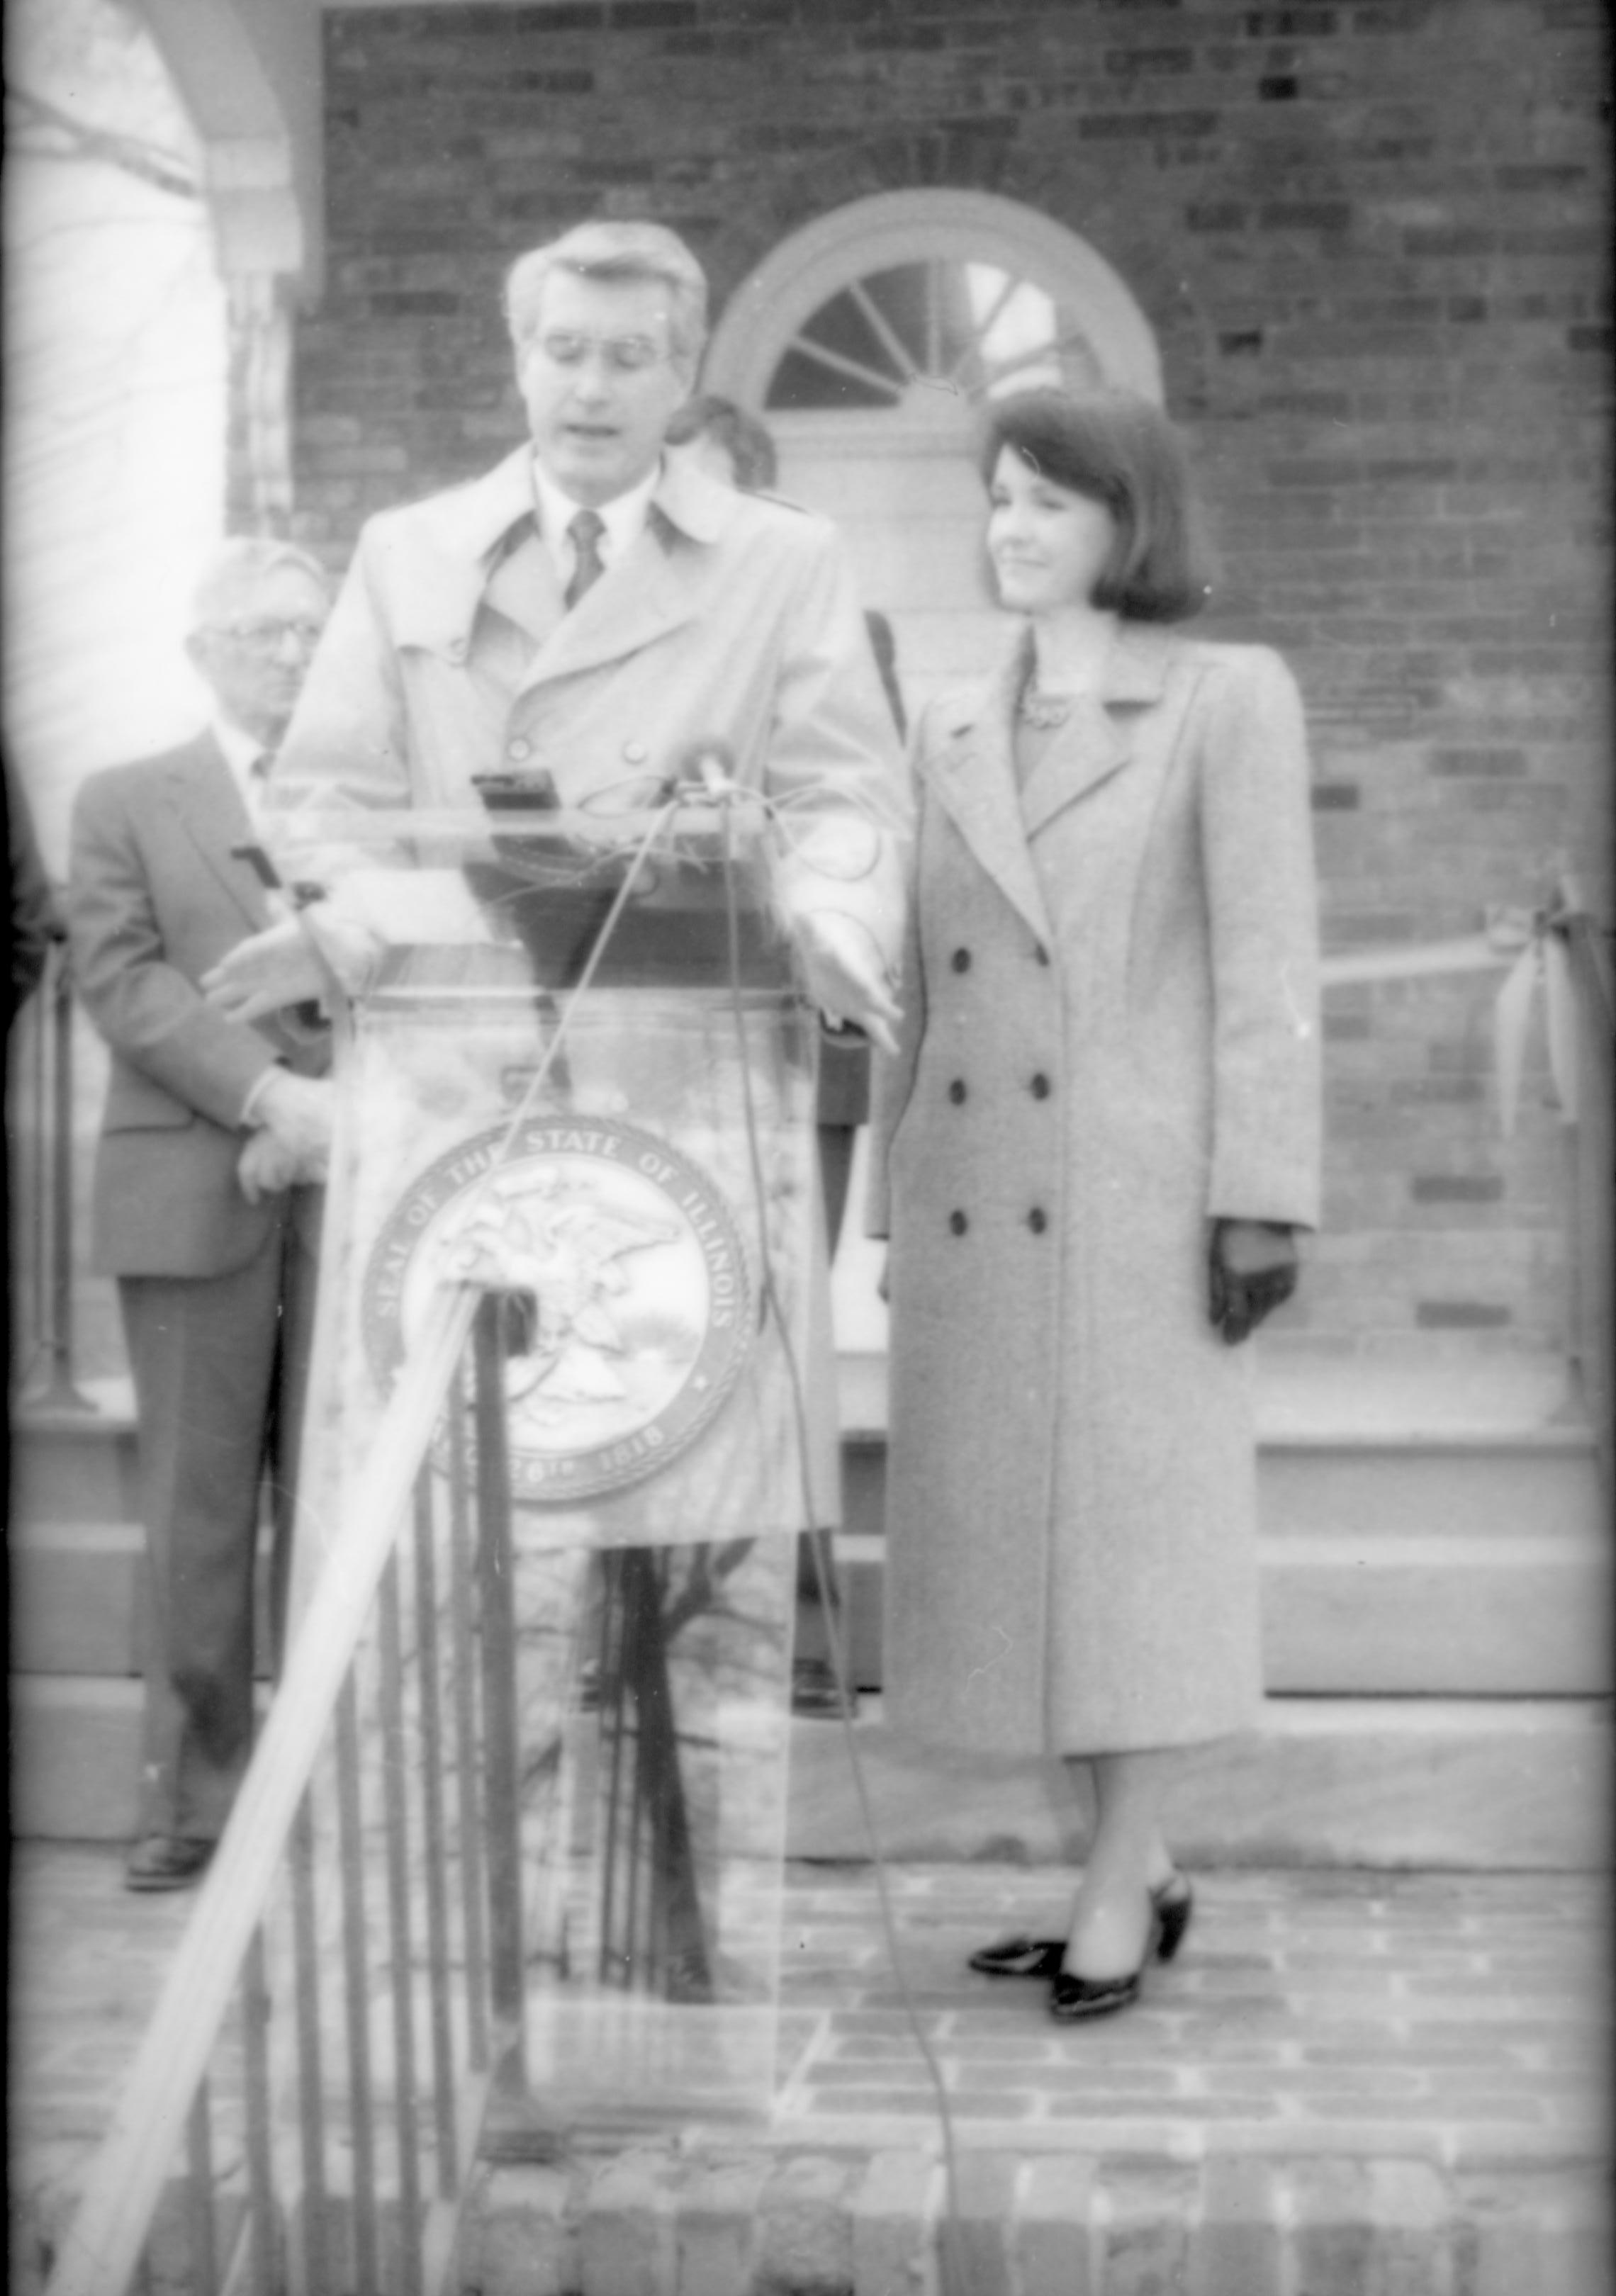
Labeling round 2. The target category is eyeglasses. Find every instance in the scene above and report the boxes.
[533,330,668,373]
[213,619,327,652]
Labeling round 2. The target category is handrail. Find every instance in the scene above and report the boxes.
[47,1281,488,2296]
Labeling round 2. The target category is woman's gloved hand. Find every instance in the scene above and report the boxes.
[1208,1219,1298,1345]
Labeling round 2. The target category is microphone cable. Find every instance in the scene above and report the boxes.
[711,784,973,2296]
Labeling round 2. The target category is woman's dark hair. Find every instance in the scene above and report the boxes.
[978,388,1213,623]
[665,393,779,492]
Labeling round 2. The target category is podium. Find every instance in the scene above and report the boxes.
[279,793,838,2125]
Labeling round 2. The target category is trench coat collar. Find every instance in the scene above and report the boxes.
[414,444,741,693]
[517,449,740,692]
[162,736,271,933]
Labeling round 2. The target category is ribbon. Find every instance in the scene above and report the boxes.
[1322,908,1580,1140]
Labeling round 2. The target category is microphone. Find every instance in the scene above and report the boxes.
[674,738,738,799]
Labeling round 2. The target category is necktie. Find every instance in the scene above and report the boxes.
[565,509,606,609]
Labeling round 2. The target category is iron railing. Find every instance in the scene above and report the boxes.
[45,1283,515,2296]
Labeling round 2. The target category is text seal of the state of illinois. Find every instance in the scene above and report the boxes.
[362,1116,753,1501]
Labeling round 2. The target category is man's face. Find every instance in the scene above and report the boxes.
[188,565,330,746]
[517,271,692,507]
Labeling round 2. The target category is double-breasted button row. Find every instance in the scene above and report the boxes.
[947,1074,1049,1103]
[946,1207,1049,1237]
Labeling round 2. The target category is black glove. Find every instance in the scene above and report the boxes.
[1208,1219,1298,1346]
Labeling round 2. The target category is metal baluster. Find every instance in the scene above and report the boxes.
[185,2077,218,2294]
[471,1296,525,2093]
[596,1554,632,1986]
[410,1473,459,2191]
[240,1928,279,2296]
[333,1677,381,2293]
[43,948,89,1408]
[377,1553,425,2296]
[289,1794,331,2292]
[446,1371,490,2071]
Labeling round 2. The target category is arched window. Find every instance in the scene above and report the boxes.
[704,191,1162,715]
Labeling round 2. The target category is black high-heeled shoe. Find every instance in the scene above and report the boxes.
[1152,1872,1194,1964]
[967,1873,1194,1980]
[1048,1898,1162,2025]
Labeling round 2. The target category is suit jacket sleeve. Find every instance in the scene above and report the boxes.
[755,519,911,979]
[1197,647,1323,1228]
[67,771,279,1129]
[273,526,413,821]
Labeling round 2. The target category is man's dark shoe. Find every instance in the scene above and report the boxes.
[791,1656,859,1719]
[124,1835,215,1893]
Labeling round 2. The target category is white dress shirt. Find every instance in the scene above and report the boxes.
[529,456,661,588]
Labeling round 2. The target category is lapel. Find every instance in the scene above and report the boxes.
[162,736,272,933]
[483,522,566,648]
[923,645,1053,947]
[1018,624,1174,838]
[514,452,736,695]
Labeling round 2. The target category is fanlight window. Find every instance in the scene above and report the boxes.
[765,259,1106,414]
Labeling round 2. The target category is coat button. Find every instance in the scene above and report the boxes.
[948,1079,967,1105]
[1027,1207,1048,1234]
[949,1210,968,1237]
[623,741,649,764]
[448,637,467,662]
[951,947,972,973]
[1030,1073,1050,1099]
[507,736,532,762]
[1033,943,1050,967]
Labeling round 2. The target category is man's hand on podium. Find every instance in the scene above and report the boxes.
[247,1069,335,1188]
[794,910,902,1057]
[205,911,381,1020]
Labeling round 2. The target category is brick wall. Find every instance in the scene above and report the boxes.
[289,0,1612,1356]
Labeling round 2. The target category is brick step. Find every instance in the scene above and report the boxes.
[35,2152,1594,2296]
[11,1853,1609,2296]
[13,1676,1610,1868]
[451,2151,1609,2296]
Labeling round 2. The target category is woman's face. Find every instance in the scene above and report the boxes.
[986,444,1118,617]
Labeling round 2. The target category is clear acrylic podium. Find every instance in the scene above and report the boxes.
[279,794,840,2127]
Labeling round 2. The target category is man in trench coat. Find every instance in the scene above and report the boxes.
[208,220,907,1022]
[67,539,335,1889]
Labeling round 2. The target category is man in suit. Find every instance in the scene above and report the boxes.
[203,220,906,1037]
[66,538,335,1890]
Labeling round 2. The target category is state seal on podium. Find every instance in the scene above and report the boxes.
[362,1115,753,1500]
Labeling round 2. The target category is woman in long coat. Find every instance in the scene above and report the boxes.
[870,388,1320,2019]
